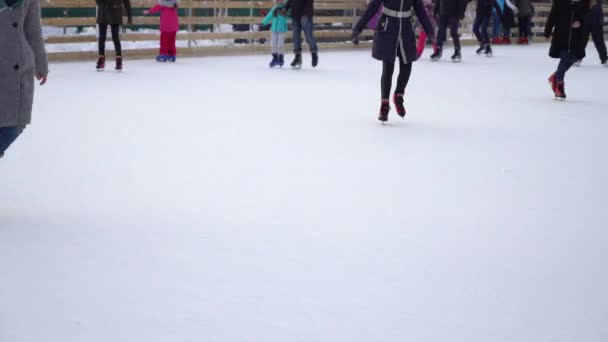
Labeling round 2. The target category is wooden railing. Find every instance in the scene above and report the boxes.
[41,1,608,61]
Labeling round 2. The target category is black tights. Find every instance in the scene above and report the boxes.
[98,24,122,56]
[381,54,412,100]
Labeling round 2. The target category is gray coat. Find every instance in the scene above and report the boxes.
[0,0,49,128]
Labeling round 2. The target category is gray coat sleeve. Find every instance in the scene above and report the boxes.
[24,0,49,76]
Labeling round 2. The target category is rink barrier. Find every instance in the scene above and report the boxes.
[41,0,608,61]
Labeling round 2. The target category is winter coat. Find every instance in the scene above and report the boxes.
[147,4,179,32]
[589,0,604,26]
[262,4,290,32]
[0,0,48,128]
[284,0,313,19]
[355,0,435,62]
[96,0,132,25]
[515,0,532,17]
[545,0,590,59]
[436,0,469,19]
[476,0,502,16]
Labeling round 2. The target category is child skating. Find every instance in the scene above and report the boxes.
[430,0,468,62]
[473,0,504,57]
[352,0,434,122]
[544,0,590,100]
[95,0,133,71]
[144,0,180,62]
[261,0,289,68]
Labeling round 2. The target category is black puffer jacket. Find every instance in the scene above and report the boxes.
[355,0,434,62]
[476,0,502,16]
[96,0,132,25]
[435,0,469,19]
[285,0,314,19]
[544,0,590,59]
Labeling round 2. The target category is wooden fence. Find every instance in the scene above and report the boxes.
[41,0,608,61]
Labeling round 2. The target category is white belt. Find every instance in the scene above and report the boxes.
[382,7,412,18]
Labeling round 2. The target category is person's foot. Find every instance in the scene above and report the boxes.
[393,94,406,118]
[311,52,318,68]
[167,55,176,63]
[378,100,390,122]
[115,57,123,72]
[476,44,485,55]
[484,44,493,57]
[451,48,462,63]
[269,53,279,68]
[290,53,302,69]
[278,54,284,67]
[548,73,557,93]
[554,81,566,100]
[491,37,502,45]
[96,56,105,71]
[430,47,442,61]
[573,59,582,67]
[502,37,512,45]
[156,55,168,62]
[601,59,607,67]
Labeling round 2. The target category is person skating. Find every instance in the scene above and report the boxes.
[416,0,437,58]
[545,0,590,100]
[574,0,607,66]
[514,0,533,44]
[430,0,468,62]
[143,0,180,62]
[1,0,48,159]
[351,0,434,122]
[473,0,504,57]
[95,0,133,71]
[261,0,290,68]
[284,0,319,69]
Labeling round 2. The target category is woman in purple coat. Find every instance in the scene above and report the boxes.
[352,0,434,122]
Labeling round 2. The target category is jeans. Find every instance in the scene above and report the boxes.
[492,10,502,38]
[436,16,460,49]
[473,13,491,44]
[555,50,576,82]
[292,16,318,54]
[0,126,25,158]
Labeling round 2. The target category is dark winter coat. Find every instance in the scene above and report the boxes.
[476,0,502,16]
[96,0,132,25]
[0,0,48,128]
[436,0,469,19]
[355,0,435,62]
[515,0,533,17]
[284,0,314,19]
[589,0,604,26]
[545,0,590,59]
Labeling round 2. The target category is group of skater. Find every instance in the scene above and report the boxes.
[1,0,607,159]
[352,0,607,122]
[92,0,320,71]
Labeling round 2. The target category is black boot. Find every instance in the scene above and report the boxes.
[278,54,284,67]
[476,44,485,55]
[484,44,492,57]
[269,53,279,68]
[115,56,123,72]
[312,52,318,68]
[378,100,390,122]
[451,48,461,63]
[291,53,302,69]
[430,47,442,61]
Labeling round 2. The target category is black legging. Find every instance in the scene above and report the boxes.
[98,24,122,56]
[381,53,412,100]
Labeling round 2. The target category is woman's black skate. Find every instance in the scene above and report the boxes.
[291,54,302,69]
[312,52,318,68]
[430,48,442,61]
[451,48,462,63]
[476,44,485,55]
[484,44,492,57]
[378,100,390,123]
[393,94,406,118]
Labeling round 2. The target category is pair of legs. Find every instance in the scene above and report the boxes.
[292,16,318,54]
[473,12,491,45]
[581,19,608,63]
[491,10,502,38]
[160,31,177,57]
[98,24,122,56]
[271,32,286,55]
[0,126,25,159]
[381,52,412,100]
[436,15,461,50]
[518,16,531,39]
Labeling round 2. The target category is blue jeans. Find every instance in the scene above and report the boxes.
[555,50,576,82]
[0,126,25,158]
[492,10,502,38]
[292,16,318,54]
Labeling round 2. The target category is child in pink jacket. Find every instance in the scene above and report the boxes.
[144,0,180,62]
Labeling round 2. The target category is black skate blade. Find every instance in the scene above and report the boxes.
[554,97,566,101]
[96,68,104,72]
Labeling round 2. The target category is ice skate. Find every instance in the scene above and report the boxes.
[378,100,390,123]
[430,47,442,61]
[291,53,302,69]
[393,94,406,118]
[96,56,105,71]
[484,44,493,57]
[115,57,123,72]
[451,48,462,63]
[311,52,318,68]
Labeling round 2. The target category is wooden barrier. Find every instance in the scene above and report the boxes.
[41,0,608,61]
